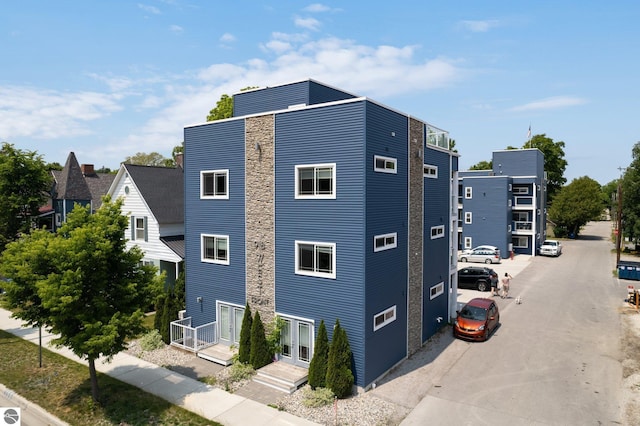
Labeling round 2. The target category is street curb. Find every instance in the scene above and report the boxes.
[0,382,70,426]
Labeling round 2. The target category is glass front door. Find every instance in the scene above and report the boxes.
[218,303,244,346]
[279,317,313,367]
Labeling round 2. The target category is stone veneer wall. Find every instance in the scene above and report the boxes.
[245,114,275,324]
[407,118,424,355]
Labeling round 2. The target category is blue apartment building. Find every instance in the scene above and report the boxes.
[458,149,547,257]
[182,79,458,389]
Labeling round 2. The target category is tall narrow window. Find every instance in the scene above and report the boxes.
[465,212,472,224]
[201,234,229,265]
[201,170,229,199]
[295,164,336,199]
[465,187,472,199]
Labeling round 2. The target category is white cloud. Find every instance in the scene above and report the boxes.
[220,33,236,43]
[510,96,587,112]
[303,4,330,13]
[138,3,161,15]
[294,17,321,31]
[0,86,121,139]
[458,20,500,33]
[170,24,183,33]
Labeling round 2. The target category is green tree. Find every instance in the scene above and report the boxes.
[326,319,354,398]
[308,319,329,389]
[249,311,272,369]
[622,142,640,244]
[238,303,253,364]
[523,134,568,202]
[1,197,163,402]
[207,94,233,121]
[123,152,170,167]
[0,143,51,250]
[548,176,603,238]
[469,160,492,170]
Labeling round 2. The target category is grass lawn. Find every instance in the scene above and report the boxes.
[0,328,222,426]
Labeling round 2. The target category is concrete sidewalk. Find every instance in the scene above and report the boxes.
[0,308,319,426]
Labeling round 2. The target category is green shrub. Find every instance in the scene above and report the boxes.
[326,319,354,398]
[228,361,255,382]
[302,386,335,407]
[250,311,272,369]
[238,303,252,364]
[308,319,328,389]
[139,329,165,351]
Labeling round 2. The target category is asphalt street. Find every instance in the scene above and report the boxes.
[403,221,625,425]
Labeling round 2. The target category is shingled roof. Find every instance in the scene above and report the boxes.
[52,153,116,210]
[123,164,184,224]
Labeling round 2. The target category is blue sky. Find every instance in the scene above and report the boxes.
[1,1,638,185]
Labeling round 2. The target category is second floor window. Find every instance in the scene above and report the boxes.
[201,170,229,199]
[374,155,397,174]
[131,216,148,241]
[202,234,229,264]
[296,241,336,278]
[374,232,397,252]
[295,164,336,199]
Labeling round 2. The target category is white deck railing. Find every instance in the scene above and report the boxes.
[170,317,217,352]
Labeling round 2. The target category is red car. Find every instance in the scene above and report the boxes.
[454,298,500,341]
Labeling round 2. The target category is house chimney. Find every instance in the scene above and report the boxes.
[174,153,184,169]
[81,164,95,176]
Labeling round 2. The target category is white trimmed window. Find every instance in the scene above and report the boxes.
[430,225,445,239]
[424,164,438,179]
[295,241,336,278]
[374,155,397,174]
[201,234,229,265]
[465,187,472,199]
[430,282,444,300]
[513,186,528,194]
[201,170,229,199]
[464,237,472,249]
[513,236,529,248]
[373,305,396,331]
[374,232,397,252]
[131,216,148,241]
[295,164,336,199]
[465,212,472,224]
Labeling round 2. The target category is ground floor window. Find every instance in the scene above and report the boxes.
[430,282,445,300]
[512,236,529,248]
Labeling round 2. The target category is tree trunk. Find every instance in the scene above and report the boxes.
[88,357,100,402]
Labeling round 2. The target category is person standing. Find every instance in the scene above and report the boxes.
[490,271,499,296]
[501,272,513,299]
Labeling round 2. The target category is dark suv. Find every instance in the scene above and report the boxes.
[458,266,497,292]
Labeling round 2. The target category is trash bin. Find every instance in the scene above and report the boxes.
[618,261,640,280]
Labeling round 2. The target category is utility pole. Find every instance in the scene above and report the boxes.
[616,167,626,265]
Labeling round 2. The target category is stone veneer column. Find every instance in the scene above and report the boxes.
[245,114,275,324]
[407,118,424,355]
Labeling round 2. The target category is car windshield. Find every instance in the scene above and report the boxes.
[459,305,487,321]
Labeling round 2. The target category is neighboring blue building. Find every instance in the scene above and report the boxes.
[182,79,458,390]
[458,149,547,257]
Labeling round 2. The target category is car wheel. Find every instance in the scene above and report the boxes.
[485,258,492,264]
[477,281,487,292]
[460,257,467,262]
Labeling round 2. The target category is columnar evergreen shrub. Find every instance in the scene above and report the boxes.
[249,311,272,369]
[154,294,166,336]
[326,319,354,398]
[308,319,329,389]
[238,303,253,364]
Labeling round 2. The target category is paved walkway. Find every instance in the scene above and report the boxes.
[0,308,319,426]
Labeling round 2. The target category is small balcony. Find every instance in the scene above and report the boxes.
[513,221,534,234]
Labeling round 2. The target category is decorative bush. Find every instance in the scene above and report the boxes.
[139,329,165,351]
[308,319,328,389]
[326,319,354,398]
[302,386,335,407]
[250,311,272,369]
[238,303,252,364]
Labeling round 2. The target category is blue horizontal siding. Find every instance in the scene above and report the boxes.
[274,101,367,386]
[363,102,409,385]
[183,120,246,326]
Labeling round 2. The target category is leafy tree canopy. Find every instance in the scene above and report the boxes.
[0,196,163,401]
[548,176,603,237]
[469,160,492,170]
[0,142,51,250]
[523,134,567,201]
[206,86,258,122]
[123,151,174,167]
[622,142,640,243]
